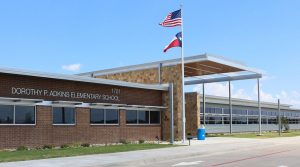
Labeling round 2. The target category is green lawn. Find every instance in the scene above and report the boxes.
[207,130,300,138]
[0,144,177,163]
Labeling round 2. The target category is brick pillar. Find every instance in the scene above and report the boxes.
[185,92,200,136]
[36,106,53,146]
[161,64,183,140]
[119,109,126,141]
[76,107,90,143]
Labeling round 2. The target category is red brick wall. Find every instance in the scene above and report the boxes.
[0,106,161,149]
[0,73,163,106]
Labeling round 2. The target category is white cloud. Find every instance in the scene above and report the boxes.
[193,82,230,97]
[62,63,81,72]
[193,82,251,100]
[232,89,252,100]
[261,75,277,81]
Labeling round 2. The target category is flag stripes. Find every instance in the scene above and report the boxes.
[159,9,182,27]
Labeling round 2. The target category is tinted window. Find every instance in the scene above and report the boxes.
[15,106,35,124]
[0,105,14,124]
[150,111,160,124]
[138,111,149,124]
[53,107,75,124]
[90,109,104,124]
[126,110,137,124]
[106,109,118,124]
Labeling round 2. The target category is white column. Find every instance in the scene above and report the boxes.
[258,78,262,135]
[229,81,232,134]
[203,83,206,126]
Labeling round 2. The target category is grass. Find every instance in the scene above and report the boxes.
[207,130,300,139]
[0,144,177,163]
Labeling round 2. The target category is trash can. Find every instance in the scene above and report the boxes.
[197,126,206,140]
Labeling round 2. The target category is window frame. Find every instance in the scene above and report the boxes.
[52,106,76,126]
[90,107,119,126]
[126,109,161,126]
[0,103,36,126]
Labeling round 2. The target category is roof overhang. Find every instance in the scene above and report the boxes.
[0,97,43,104]
[78,53,263,85]
[185,72,262,85]
[0,67,168,91]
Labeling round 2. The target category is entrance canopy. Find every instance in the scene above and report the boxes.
[78,53,263,83]
[182,54,262,85]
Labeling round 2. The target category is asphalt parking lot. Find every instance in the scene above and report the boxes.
[143,139,300,167]
[1,136,300,167]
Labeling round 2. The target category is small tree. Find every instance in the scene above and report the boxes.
[275,116,290,132]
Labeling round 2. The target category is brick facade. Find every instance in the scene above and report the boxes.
[0,73,162,106]
[97,65,185,140]
[0,106,161,149]
[0,73,164,149]
[185,92,201,136]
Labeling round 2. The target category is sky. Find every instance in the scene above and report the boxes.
[0,0,299,108]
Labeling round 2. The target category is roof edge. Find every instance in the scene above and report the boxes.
[0,67,169,91]
[77,53,263,77]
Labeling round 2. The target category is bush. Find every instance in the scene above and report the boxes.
[43,144,54,149]
[120,139,129,144]
[138,139,145,144]
[35,146,42,150]
[70,142,81,148]
[60,144,70,149]
[17,146,28,151]
[81,143,90,147]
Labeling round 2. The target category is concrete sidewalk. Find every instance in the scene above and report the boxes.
[0,137,299,167]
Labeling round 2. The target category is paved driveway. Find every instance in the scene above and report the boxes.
[1,136,300,167]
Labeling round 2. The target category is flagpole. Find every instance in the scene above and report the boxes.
[180,4,186,143]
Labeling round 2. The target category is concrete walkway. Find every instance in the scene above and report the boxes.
[0,137,299,167]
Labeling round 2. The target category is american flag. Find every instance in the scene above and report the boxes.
[159,9,182,27]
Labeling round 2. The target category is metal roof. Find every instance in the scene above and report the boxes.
[77,53,263,84]
[0,67,169,91]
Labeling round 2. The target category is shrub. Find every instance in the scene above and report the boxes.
[17,146,28,151]
[35,146,42,150]
[60,144,70,149]
[81,143,90,147]
[43,144,54,149]
[138,139,145,144]
[70,142,81,148]
[120,139,129,144]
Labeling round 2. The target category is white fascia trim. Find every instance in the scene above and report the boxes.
[78,54,209,77]
[78,53,263,77]
[0,67,168,91]
[52,101,83,105]
[0,97,43,104]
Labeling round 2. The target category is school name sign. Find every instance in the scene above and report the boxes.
[11,87,121,101]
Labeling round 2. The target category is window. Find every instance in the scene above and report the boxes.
[0,105,14,124]
[150,111,160,124]
[90,109,119,124]
[0,105,35,125]
[90,109,104,124]
[126,110,137,124]
[15,106,35,124]
[138,110,149,124]
[126,110,160,125]
[248,117,258,124]
[105,109,118,124]
[53,107,75,124]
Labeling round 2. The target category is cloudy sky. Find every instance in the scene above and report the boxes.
[0,0,299,108]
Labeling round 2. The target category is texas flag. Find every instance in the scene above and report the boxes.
[163,32,182,53]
